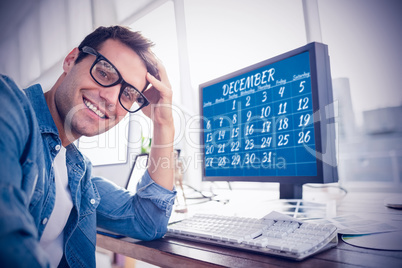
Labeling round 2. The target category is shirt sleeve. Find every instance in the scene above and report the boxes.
[94,168,176,241]
[136,169,177,216]
[0,75,51,268]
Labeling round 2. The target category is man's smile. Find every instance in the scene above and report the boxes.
[83,98,108,119]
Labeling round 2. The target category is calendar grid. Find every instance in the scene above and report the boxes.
[202,52,318,177]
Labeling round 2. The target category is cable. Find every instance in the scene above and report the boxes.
[304,184,348,195]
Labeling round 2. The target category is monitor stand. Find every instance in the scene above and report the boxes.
[279,183,303,199]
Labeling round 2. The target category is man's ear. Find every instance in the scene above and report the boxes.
[63,47,79,73]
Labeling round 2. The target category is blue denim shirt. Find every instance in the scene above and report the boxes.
[0,75,176,267]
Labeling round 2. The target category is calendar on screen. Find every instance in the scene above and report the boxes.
[201,51,318,177]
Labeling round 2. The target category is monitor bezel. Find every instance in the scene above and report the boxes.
[199,42,337,185]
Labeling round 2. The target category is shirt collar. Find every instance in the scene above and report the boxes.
[24,84,86,169]
[24,84,59,136]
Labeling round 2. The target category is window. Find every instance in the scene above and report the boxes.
[184,0,306,91]
[130,1,181,104]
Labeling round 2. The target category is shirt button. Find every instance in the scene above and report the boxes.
[90,199,96,205]
[55,144,61,151]
[42,218,48,225]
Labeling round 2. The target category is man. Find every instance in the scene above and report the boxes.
[0,26,176,267]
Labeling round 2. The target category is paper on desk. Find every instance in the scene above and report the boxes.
[309,214,400,235]
[261,211,303,223]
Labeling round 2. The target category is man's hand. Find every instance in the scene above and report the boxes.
[142,60,175,191]
[142,61,173,126]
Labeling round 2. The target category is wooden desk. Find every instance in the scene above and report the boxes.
[97,191,402,267]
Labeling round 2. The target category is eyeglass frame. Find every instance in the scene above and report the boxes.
[80,46,150,113]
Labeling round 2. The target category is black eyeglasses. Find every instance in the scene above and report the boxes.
[80,46,149,113]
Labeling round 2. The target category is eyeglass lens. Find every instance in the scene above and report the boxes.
[92,60,119,86]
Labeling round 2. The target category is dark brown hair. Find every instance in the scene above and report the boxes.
[75,26,159,84]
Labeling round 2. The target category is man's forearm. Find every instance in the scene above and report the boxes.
[148,123,175,190]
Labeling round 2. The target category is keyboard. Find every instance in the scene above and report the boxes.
[166,212,338,261]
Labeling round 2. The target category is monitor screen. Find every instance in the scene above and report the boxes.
[199,42,338,198]
[126,153,149,193]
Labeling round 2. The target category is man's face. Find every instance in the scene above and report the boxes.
[55,39,147,142]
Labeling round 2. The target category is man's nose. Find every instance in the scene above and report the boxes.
[99,85,120,111]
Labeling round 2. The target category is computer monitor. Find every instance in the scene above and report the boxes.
[199,42,338,199]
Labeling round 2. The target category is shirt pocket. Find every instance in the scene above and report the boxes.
[78,183,100,246]
[21,159,42,207]
[79,182,100,217]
